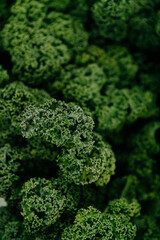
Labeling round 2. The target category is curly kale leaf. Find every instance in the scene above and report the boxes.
[21,178,66,233]
[58,133,116,185]
[62,199,139,240]
[21,99,94,154]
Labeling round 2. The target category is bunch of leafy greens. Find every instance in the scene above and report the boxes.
[0,0,160,239]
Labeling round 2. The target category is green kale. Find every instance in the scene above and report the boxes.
[62,198,140,240]
[21,99,94,153]
[21,178,66,233]
[92,0,134,41]
[2,0,88,86]
[0,206,33,240]
[0,65,9,87]
[21,99,116,185]
[0,0,160,239]
[0,144,20,198]
[96,86,158,132]
[58,132,116,185]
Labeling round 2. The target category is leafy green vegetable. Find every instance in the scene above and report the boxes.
[21,178,66,233]
[0,0,160,239]
[62,198,140,240]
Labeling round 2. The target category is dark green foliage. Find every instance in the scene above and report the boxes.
[0,141,59,207]
[0,82,53,203]
[21,99,94,153]
[0,81,50,117]
[0,145,20,198]
[0,207,33,240]
[128,152,154,179]
[143,219,160,240]
[128,16,160,50]
[1,0,88,86]
[69,45,138,87]
[0,0,14,30]
[131,121,160,155]
[75,45,107,65]
[62,198,139,240]
[96,86,157,132]
[0,0,160,239]
[92,0,160,50]
[128,0,160,50]
[50,0,71,11]
[92,0,134,41]
[21,99,116,185]
[58,133,116,185]
[51,177,82,214]
[106,198,141,218]
[51,176,106,214]
[126,122,160,202]
[21,178,66,233]
[0,65,9,87]
[47,12,88,52]
[2,26,71,86]
[102,46,138,87]
[0,81,51,143]
[2,221,31,240]
[52,63,106,107]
